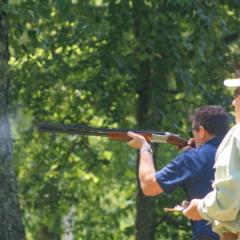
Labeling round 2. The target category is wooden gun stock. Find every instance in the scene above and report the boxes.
[38,122,188,148]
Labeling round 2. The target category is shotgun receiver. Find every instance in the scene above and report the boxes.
[38,122,188,148]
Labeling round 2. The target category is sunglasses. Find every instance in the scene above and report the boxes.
[188,126,198,137]
[234,88,240,98]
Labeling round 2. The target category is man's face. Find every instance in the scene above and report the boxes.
[191,121,202,147]
[233,87,240,123]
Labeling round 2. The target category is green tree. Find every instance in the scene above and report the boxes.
[6,0,240,239]
[0,0,25,239]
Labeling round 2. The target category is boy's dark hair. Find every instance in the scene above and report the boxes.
[191,105,229,136]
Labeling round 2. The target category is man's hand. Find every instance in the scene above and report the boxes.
[183,199,202,221]
[180,138,196,151]
[127,131,149,149]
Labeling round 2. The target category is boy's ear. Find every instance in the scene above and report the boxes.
[198,125,206,139]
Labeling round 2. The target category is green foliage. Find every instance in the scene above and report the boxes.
[6,0,240,239]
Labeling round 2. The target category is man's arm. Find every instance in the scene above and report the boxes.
[127,132,163,196]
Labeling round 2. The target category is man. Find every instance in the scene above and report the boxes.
[183,79,240,240]
[127,105,229,240]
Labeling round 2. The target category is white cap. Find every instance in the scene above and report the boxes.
[224,78,240,88]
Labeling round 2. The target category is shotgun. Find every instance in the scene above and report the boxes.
[38,122,188,148]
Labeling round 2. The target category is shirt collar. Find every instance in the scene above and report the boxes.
[205,134,225,146]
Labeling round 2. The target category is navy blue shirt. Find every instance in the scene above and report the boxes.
[155,136,224,240]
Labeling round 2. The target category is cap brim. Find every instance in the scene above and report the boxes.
[224,79,240,88]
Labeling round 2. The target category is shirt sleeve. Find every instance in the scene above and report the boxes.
[154,151,194,194]
[198,130,240,222]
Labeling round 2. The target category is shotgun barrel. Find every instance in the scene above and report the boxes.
[38,122,188,148]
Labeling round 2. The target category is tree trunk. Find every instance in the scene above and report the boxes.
[132,1,156,239]
[135,59,156,240]
[0,1,26,239]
